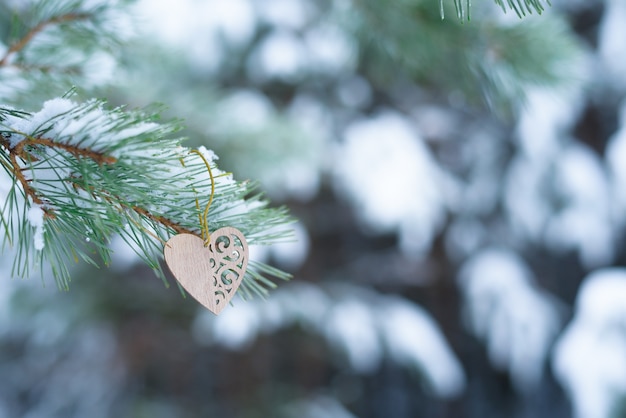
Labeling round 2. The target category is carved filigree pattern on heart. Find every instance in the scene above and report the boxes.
[209,228,248,307]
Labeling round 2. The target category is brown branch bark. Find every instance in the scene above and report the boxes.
[14,137,117,165]
[132,206,196,236]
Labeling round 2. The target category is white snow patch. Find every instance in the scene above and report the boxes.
[82,52,118,87]
[257,0,311,29]
[133,0,197,46]
[506,87,613,267]
[248,30,306,81]
[335,111,450,256]
[378,298,466,397]
[325,299,382,373]
[458,249,562,391]
[508,87,584,243]
[28,98,75,132]
[598,0,626,90]
[545,143,613,267]
[134,0,257,72]
[208,0,256,46]
[218,90,274,130]
[325,298,382,373]
[192,283,466,398]
[4,99,75,147]
[27,204,45,251]
[282,394,357,418]
[516,88,582,162]
[304,24,355,73]
[553,269,626,418]
[606,100,626,223]
[278,159,321,201]
[196,145,218,164]
[267,221,310,271]
[210,301,261,350]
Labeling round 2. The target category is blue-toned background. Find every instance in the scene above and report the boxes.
[1,1,625,417]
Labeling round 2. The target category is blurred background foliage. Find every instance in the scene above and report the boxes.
[2,0,626,417]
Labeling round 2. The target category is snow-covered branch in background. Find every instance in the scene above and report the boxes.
[506,86,615,268]
[598,0,626,91]
[553,269,626,418]
[0,0,130,108]
[192,282,466,399]
[606,100,626,224]
[458,249,563,391]
[281,395,357,418]
[334,112,455,257]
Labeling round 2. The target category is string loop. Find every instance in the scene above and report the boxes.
[181,149,215,246]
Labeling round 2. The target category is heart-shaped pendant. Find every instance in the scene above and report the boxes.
[163,227,249,314]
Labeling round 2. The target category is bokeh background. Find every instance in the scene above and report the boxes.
[2,0,626,417]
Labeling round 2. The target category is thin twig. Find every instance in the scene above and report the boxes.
[0,13,90,66]
[5,135,115,218]
[7,150,56,218]
[132,206,197,236]
[15,137,117,165]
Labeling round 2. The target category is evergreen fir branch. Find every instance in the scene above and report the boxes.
[0,12,90,66]
[347,0,580,113]
[0,0,127,108]
[491,0,550,17]
[0,97,293,294]
[441,0,550,19]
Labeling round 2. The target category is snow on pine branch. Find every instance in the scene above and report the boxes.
[0,97,292,292]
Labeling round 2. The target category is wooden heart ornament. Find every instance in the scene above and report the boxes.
[164,227,249,314]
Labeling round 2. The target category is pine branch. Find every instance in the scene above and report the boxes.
[0,12,90,66]
[442,0,551,19]
[347,0,580,113]
[491,0,551,17]
[0,0,126,109]
[0,98,293,294]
